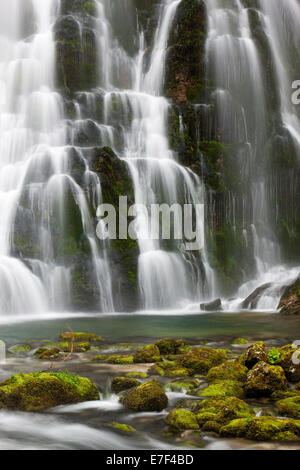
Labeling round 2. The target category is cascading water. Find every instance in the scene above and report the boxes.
[206,0,300,311]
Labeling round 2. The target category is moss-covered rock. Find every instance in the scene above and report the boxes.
[151,360,190,377]
[244,362,288,397]
[59,332,102,342]
[196,396,254,432]
[108,422,136,433]
[273,344,300,382]
[243,342,268,369]
[154,338,188,355]
[121,380,168,412]
[34,347,62,360]
[111,377,140,394]
[164,379,199,392]
[107,355,134,364]
[9,344,31,354]
[92,355,106,362]
[194,380,244,398]
[134,344,161,363]
[232,338,250,345]
[276,396,300,419]
[125,372,148,379]
[0,371,99,411]
[206,360,248,384]
[166,409,199,431]
[178,347,228,374]
[220,417,300,441]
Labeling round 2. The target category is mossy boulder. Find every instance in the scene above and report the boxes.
[273,344,300,382]
[151,360,190,377]
[121,380,168,412]
[243,342,268,369]
[107,355,134,364]
[196,396,255,432]
[92,355,106,362]
[206,360,248,384]
[178,347,228,374]
[59,332,102,342]
[221,417,300,441]
[276,396,300,419]
[0,371,99,411]
[111,377,140,394]
[194,380,244,398]
[166,409,199,431]
[244,362,288,397]
[59,341,91,352]
[134,344,161,363]
[154,338,188,355]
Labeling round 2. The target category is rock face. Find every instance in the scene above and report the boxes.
[278,276,300,315]
[244,362,288,397]
[121,380,168,412]
[0,372,99,411]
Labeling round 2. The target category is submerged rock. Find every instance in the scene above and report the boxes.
[108,422,136,433]
[111,377,140,394]
[244,362,288,397]
[121,380,168,412]
[166,409,199,431]
[220,417,300,441]
[200,299,222,311]
[59,332,102,342]
[0,371,99,411]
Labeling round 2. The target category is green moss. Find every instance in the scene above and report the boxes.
[154,338,188,355]
[166,409,199,431]
[125,372,148,379]
[221,417,300,441]
[92,355,106,362]
[121,380,168,412]
[9,344,31,354]
[111,377,140,394]
[108,422,136,433]
[34,347,62,360]
[194,380,244,398]
[196,396,254,431]
[245,362,288,398]
[206,360,248,384]
[178,347,228,374]
[134,344,161,363]
[232,338,249,345]
[59,332,102,342]
[83,1,97,16]
[276,396,300,419]
[107,355,134,364]
[243,341,268,369]
[268,347,281,365]
[164,380,199,392]
[0,371,99,411]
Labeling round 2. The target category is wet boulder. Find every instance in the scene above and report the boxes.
[200,298,222,311]
[178,346,228,374]
[243,341,268,369]
[241,283,272,309]
[274,344,300,382]
[0,372,99,411]
[111,377,140,394]
[166,409,199,431]
[154,338,188,355]
[244,362,288,397]
[134,344,161,363]
[276,396,300,419]
[206,360,248,384]
[121,380,168,412]
[278,275,300,315]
